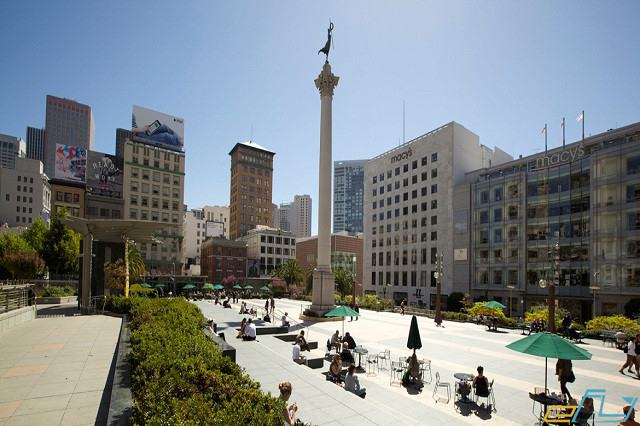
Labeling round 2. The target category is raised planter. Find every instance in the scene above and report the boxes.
[36,296,77,304]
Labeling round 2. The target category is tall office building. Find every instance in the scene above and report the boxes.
[0,157,51,227]
[229,141,275,240]
[0,134,26,169]
[278,202,291,232]
[44,95,95,176]
[363,122,512,307]
[457,121,640,319]
[26,127,45,162]
[333,160,366,234]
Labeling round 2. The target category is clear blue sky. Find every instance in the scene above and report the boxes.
[1,1,639,234]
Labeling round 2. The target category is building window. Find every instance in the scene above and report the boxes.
[480,191,489,204]
[431,215,437,225]
[431,153,438,162]
[495,187,503,201]
[494,228,503,243]
[494,208,502,222]
[431,184,437,194]
[431,169,438,178]
[431,231,437,241]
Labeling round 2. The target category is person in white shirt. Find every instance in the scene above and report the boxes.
[282,312,290,327]
[242,318,257,341]
[344,365,366,398]
[292,342,305,364]
[620,336,637,375]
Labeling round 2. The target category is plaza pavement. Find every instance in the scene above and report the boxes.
[198,298,639,426]
[0,304,121,426]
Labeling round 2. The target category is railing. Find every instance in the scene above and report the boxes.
[0,286,32,314]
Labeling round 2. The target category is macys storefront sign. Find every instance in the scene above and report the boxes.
[534,146,585,169]
[391,148,413,164]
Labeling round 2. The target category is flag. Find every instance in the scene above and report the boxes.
[541,126,547,135]
[576,112,584,122]
[560,119,564,128]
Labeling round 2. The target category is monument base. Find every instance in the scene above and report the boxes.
[308,268,335,316]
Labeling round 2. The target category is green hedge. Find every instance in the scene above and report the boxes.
[111,297,284,425]
[37,285,76,297]
[586,315,640,335]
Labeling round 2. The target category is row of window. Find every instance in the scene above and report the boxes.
[372,203,439,222]
[131,168,181,186]
[130,156,181,172]
[371,246,441,267]
[55,191,80,203]
[16,206,33,214]
[132,144,182,163]
[372,179,438,197]
[16,185,34,194]
[372,154,439,185]
[129,209,180,223]
[259,235,296,245]
[370,269,440,287]
[15,216,33,224]
[10,195,34,203]
[16,175,34,184]
[130,181,181,199]
[371,230,438,248]
[130,195,180,211]
[260,246,294,255]
[373,196,438,211]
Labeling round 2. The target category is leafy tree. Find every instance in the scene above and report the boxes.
[624,298,640,320]
[22,218,48,253]
[272,259,305,292]
[447,292,465,312]
[104,242,146,294]
[0,232,37,279]
[1,250,45,279]
[126,241,145,284]
[42,210,81,276]
[334,267,354,298]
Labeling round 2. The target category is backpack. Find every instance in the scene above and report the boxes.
[623,342,629,354]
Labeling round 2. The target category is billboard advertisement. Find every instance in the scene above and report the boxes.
[205,221,224,238]
[86,151,124,198]
[55,144,86,182]
[132,105,184,151]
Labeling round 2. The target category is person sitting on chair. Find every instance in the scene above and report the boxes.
[331,330,341,351]
[573,397,594,426]
[472,366,490,404]
[328,354,342,384]
[342,332,357,350]
[344,365,366,398]
[340,342,354,365]
[296,330,311,352]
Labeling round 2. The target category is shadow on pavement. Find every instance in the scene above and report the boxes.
[36,304,80,317]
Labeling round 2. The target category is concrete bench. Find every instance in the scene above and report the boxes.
[303,349,326,369]
[204,329,236,362]
[256,325,289,335]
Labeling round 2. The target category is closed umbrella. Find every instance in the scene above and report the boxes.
[407,315,422,355]
[484,300,507,310]
[324,305,359,336]
[506,332,591,392]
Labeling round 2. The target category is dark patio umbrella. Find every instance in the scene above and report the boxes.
[407,315,422,354]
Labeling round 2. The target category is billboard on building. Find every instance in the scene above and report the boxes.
[205,221,224,238]
[86,151,123,198]
[54,144,86,182]
[247,259,260,278]
[132,105,184,151]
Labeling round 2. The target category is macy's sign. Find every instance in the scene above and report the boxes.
[535,146,585,169]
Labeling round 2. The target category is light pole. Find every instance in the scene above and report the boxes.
[433,253,444,327]
[351,256,357,307]
[506,284,515,317]
[591,271,600,319]
[538,240,560,333]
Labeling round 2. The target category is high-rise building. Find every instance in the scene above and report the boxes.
[228,141,275,240]
[333,160,366,234]
[271,203,279,231]
[0,157,51,227]
[44,95,95,176]
[183,205,230,272]
[26,127,45,162]
[0,134,26,169]
[278,201,291,232]
[122,133,185,275]
[457,121,640,319]
[363,122,512,307]
[292,194,312,238]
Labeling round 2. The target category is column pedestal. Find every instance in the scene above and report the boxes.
[309,268,335,315]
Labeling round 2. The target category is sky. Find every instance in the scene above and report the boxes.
[1,1,639,234]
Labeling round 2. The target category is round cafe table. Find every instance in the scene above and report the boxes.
[454,373,474,403]
[353,346,368,372]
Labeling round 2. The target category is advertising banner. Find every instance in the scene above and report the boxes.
[205,221,224,238]
[132,105,184,151]
[86,151,123,198]
[55,144,86,182]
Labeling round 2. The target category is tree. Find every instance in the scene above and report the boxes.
[104,259,126,293]
[273,259,305,292]
[447,292,465,312]
[126,241,145,284]
[42,210,81,277]
[624,298,640,320]
[22,218,48,253]
[0,232,37,279]
[1,250,45,279]
[334,268,353,298]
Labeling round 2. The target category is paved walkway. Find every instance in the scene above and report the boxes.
[0,304,121,426]
[198,298,640,426]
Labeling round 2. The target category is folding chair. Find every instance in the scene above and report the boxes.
[532,386,548,419]
[390,361,405,386]
[366,353,378,376]
[432,372,451,403]
[475,379,495,412]
[420,359,432,384]
[377,349,391,370]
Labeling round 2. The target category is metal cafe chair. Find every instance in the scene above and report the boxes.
[432,372,451,404]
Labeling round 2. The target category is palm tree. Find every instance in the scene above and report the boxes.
[127,241,146,284]
[273,259,305,293]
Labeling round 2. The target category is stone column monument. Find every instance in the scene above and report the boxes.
[309,59,339,315]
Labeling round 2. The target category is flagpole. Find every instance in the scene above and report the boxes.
[562,117,565,148]
[544,124,548,153]
[582,110,585,141]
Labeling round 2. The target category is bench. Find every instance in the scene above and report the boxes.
[600,331,617,347]
[274,335,319,350]
[255,325,289,335]
[303,348,327,369]
[204,329,236,362]
[485,320,499,332]
[517,322,531,335]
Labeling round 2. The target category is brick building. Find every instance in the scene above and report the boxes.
[200,238,247,283]
[296,232,364,296]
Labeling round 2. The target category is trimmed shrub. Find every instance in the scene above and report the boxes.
[466,302,515,327]
[586,315,640,334]
[38,285,76,297]
[524,304,569,330]
[442,311,470,322]
[446,292,465,313]
[119,298,284,425]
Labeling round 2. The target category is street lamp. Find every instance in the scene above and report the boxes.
[591,271,600,319]
[506,284,515,317]
[351,256,357,307]
[538,240,560,333]
[433,253,444,327]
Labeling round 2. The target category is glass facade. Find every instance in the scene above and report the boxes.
[334,160,365,234]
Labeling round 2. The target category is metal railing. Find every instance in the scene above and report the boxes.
[0,286,32,314]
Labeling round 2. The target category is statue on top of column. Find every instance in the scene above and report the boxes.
[318,22,334,62]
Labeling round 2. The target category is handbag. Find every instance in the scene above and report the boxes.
[567,371,576,383]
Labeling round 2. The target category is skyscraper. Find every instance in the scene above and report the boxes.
[292,194,312,238]
[44,95,95,177]
[228,141,275,240]
[333,160,366,234]
[26,127,45,163]
[0,133,26,169]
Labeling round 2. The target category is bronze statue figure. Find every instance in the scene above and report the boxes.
[318,22,334,61]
